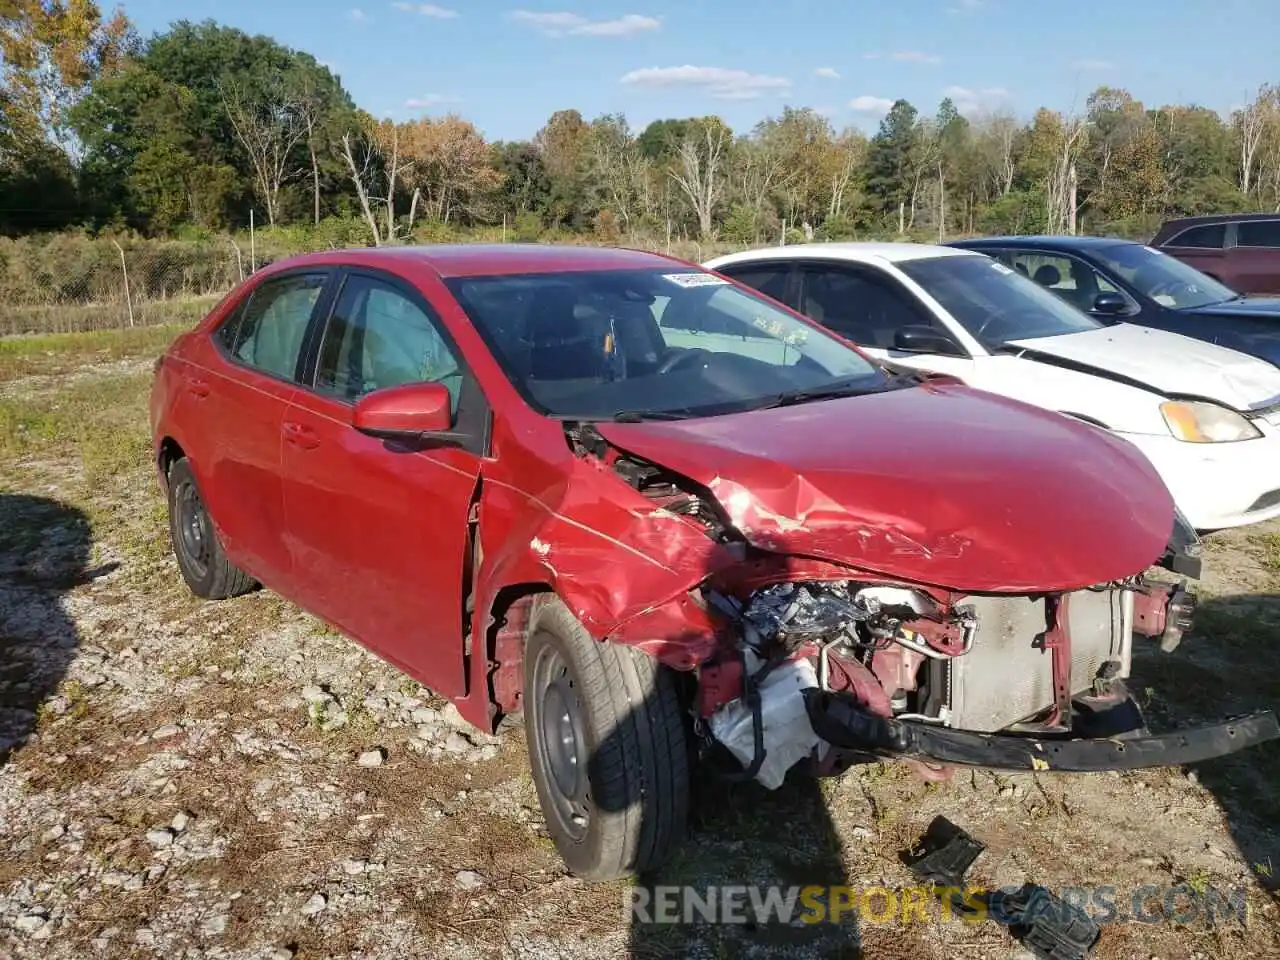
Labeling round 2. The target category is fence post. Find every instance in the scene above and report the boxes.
[250,209,256,273]
[111,239,135,328]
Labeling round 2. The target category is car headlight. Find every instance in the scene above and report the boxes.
[1159,400,1261,443]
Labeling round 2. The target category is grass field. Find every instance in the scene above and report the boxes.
[0,326,1278,959]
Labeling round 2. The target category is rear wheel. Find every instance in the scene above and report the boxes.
[166,458,256,600]
[523,596,690,881]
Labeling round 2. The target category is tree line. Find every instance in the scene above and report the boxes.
[3,3,1280,247]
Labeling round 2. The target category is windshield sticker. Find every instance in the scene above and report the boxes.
[990,261,1015,275]
[751,316,785,337]
[663,272,729,288]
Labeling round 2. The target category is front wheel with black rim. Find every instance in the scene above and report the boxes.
[523,595,691,881]
[166,457,257,600]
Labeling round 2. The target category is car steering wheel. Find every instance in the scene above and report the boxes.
[657,348,711,375]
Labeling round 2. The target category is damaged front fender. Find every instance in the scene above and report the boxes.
[473,435,735,673]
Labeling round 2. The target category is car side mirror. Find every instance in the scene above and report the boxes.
[352,382,455,440]
[893,325,964,357]
[1092,292,1129,317]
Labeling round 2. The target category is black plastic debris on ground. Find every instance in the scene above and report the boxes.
[902,815,1101,960]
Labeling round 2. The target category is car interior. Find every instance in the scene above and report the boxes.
[315,283,464,411]
[799,271,920,348]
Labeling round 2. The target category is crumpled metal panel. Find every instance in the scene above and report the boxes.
[459,383,1172,730]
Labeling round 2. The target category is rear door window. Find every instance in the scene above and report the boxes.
[219,273,328,382]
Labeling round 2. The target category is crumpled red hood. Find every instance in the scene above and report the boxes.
[597,381,1174,593]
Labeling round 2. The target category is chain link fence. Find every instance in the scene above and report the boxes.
[0,232,767,337]
[0,235,259,336]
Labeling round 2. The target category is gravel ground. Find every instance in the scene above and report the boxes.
[1,347,1278,959]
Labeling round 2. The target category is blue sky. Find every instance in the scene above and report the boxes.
[121,0,1278,140]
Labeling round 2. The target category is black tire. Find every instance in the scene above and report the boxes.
[523,595,690,881]
[166,457,257,600]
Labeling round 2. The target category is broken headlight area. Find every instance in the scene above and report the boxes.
[699,578,983,789]
[694,575,1275,788]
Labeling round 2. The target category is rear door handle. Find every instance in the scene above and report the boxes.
[282,421,320,449]
[187,378,210,398]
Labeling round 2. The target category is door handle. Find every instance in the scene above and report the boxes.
[282,421,320,449]
[187,378,210,398]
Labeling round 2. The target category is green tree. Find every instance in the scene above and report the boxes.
[534,108,590,228]
[71,19,354,231]
[492,140,550,220]
[864,99,920,230]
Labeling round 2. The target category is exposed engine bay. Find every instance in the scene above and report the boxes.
[697,577,1192,789]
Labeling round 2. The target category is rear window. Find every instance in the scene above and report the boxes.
[1237,220,1280,249]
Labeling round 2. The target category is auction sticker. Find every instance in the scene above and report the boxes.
[663,273,729,287]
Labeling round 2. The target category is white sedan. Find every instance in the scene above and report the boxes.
[705,242,1280,531]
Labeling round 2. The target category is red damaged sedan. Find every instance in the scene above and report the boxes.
[149,245,1277,880]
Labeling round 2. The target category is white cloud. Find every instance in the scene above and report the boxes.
[942,84,1012,116]
[848,95,895,114]
[621,65,791,100]
[892,50,942,64]
[392,3,460,17]
[404,94,462,108]
[577,14,660,36]
[511,11,660,37]
[347,8,368,21]
[1070,58,1114,71]
[864,51,941,64]
[814,66,841,80]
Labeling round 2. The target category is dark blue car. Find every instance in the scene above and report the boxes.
[948,236,1280,367]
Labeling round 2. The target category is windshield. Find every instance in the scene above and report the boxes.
[1093,243,1238,309]
[897,255,1101,347]
[444,268,885,420]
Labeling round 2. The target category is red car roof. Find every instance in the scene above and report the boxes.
[268,243,685,278]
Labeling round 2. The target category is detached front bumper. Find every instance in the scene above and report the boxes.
[805,690,1280,772]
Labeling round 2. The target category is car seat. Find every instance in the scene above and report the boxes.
[1068,261,1100,311]
[526,286,606,381]
[1032,264,1062,288]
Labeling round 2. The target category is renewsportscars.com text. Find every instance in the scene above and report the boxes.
[627,883,1251,927]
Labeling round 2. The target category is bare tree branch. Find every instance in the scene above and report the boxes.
[670,124,729,240]
[220,75,309,225]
